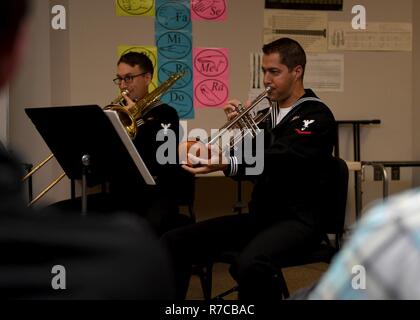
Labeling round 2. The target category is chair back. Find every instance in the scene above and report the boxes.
[318,157,349,243]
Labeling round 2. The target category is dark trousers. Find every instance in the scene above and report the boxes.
[161,213,322,300]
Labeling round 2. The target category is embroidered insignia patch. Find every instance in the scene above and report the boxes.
[295,120,315,135]
[161,123,171,135]
[301,120,315,131]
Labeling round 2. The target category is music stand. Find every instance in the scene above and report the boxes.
[25,105,155,214]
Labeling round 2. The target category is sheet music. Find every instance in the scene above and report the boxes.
[328,22,412,51]
[104,110,156,185]
[305,53,344,92]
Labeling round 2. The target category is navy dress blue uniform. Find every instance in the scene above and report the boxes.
[161,89,337,300]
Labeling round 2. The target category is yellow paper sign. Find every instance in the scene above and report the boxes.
[116,0,155,17]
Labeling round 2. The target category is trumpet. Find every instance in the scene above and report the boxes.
[181,87,272,164]
[208,86,272,149]
[24,70,185,206]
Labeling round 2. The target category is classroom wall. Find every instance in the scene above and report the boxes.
[8,0,417,220]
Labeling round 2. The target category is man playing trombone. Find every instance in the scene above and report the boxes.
[162,38,337,300]
[109,52,187,234]
[53,52,194,235]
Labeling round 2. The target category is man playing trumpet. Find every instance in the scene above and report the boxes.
[162,38,337,300]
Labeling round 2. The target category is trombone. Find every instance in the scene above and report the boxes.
[22,154,66,207]
[23,70,185,206]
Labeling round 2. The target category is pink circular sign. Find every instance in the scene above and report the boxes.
[194,49,228,77]
[195,79,229,107]
[191,0,226,20]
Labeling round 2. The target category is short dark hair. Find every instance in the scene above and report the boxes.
[262,38,306,78]
[118,52,154,76]
[0,0,30,52]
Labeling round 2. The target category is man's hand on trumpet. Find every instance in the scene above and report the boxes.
[181,98,253,175]
[224,99,252,129]
[181,142,228,175]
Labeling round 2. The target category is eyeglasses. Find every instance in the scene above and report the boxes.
[113,72,147,85]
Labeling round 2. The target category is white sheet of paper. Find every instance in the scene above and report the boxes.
[305,54,344,92]
[328,22,412,51]
[264,9,328,53]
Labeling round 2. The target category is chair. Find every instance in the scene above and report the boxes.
[201,157,349,300]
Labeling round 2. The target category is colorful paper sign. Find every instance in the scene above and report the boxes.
[156,0,194,119]
[193,48,229,108]
[191,0,227,21]
[116,0,155,17]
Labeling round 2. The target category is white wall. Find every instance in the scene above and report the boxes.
[9,0,71,205]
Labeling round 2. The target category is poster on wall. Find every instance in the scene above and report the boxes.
[264,9,328,52]
[116,0,155,16]
[193,48,229,109]
[328,22,413,51]
[156,0,194,119]
[304,54,344,92]
[191,0,227,21]
[265,0,343,11]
